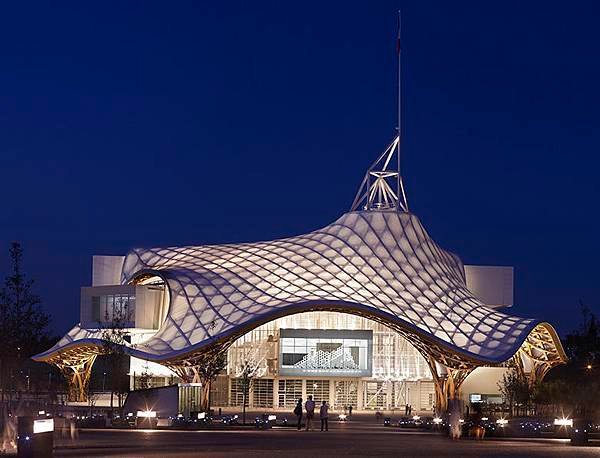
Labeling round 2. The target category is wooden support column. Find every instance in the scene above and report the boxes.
[56,355,97,403]
[425,356,472,415]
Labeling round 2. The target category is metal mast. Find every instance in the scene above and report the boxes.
[397,10,402,192]
[350,12,408,213]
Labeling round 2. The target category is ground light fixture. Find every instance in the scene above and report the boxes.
[412,415,420,420]
[338,414,347,421]
[137,410,157,418]
[496,418,508,427]
[432,417,443,425]
[554,418,573,427]
[33,418,54,434]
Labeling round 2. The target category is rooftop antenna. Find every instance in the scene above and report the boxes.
[351,11,409,212]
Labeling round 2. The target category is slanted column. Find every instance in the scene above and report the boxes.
[56,354,97,402]
[170,365,201,383]
[425,357,472,415]
[514,351,554,388]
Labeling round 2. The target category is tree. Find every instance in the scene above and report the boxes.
[196,352,227,412]
[100,296,133,413]
[498,368,531,417]
[536,303,600,418]
[237,359,259,425]
[564,301,600,369]
[137,361,153,390]
[0,242,50,404]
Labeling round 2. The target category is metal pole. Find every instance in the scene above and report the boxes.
[397,10,402,191]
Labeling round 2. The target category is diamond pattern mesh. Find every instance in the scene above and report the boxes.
[98,210,539,363]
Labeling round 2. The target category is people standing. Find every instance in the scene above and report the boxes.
[348,405,353,417]
[294,398,303,430]
[408,405,412,416]
[320,401,329,431]
[404,404,409,416]
[305,395,315,431]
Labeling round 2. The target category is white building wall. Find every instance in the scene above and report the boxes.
[464,265,514,308]
[92,255,125,286]
[460,366,508,399]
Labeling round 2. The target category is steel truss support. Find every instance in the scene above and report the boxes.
[350,137,409,212]
[56,354,97,403]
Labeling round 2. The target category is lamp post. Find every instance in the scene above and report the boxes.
[103,372,107,392]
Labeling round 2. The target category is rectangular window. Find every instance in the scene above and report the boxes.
[230,378,247,407]
[334,380,358,410]
[252,379,273,408]
[364,381,386,409]
[306,379,329,405]
[278,379,302,408]
[91,296,101,322]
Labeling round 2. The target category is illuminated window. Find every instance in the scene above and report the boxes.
[252,379,273,408]
[278,379,302,408]
[306,380,329,404]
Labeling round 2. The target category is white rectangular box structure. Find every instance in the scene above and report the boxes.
[464,265,514,309]
[92,255,125,286]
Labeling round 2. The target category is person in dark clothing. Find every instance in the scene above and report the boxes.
[294,398,303,430]
[405,404,409,416]
[348,405,353,417]
[320,401,329,431]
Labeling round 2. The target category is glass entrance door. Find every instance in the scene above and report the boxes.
[334,380,358,411]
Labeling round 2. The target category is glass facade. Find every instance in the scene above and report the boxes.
[223,311,435,411]
[228,311,431,381]
[135,311,436,411]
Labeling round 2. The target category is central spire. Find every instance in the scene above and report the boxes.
[350,12,408,213]
[350,136,408,212]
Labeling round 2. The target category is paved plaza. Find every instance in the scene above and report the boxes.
[51,423,599,457]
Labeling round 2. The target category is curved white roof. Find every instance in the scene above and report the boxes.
[35,210,565,368]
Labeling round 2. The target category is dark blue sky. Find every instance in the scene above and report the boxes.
[1,1,598,336]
